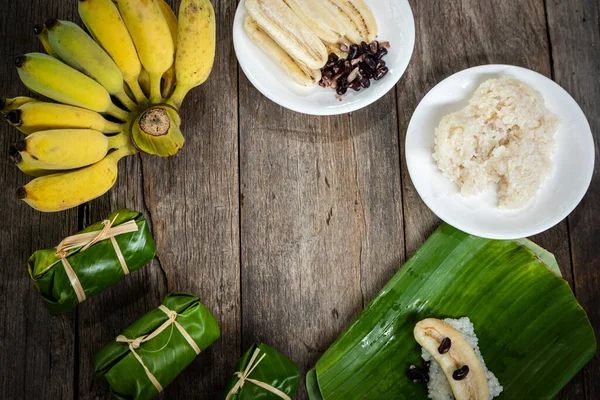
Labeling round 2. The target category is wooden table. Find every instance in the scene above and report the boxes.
[0,0,597,398]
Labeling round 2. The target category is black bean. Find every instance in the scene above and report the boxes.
[453,365,469,381]
[407,365,429,383]
[325,53,338,68]
[361,69,373,79]
[336,86,347,96]
[438,337,451,354]
[373,67,389,81]
[424,360,431,369]
[364,57,377,71]
[359,77,371,89]
[350,81,362,91]
[348,44,359,60]
[369,41,379,54]
[361,41,370,54]
[376,59,386,69]
[323,69,334,79]
[343,60,352,74]
[375,47,388,60]
[332,64,342,75]
[319,79,327,88]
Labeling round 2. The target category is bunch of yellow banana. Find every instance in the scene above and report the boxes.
[244,0,377,86]
[2,0,217,212]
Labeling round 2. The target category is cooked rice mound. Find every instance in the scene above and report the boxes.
[433,77,558,209]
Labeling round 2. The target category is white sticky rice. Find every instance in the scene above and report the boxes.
[432,77,558,209]
[421,317,503,400]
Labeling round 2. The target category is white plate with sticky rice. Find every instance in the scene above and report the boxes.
[233,0,415,115]
[406,64,595,240]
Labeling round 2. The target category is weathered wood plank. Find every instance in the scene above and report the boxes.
[239,78,403,399]
[0,1,78,399]
[397,0,584,398]
[133,0,241,397]
[61,0,239,397]
[546,1,600,399]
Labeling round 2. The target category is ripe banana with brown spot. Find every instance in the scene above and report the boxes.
[117,0,174,103]
[9,146,58,177]
[33,24,60,59]
[245,0,327,70]
[414,318,489,400]
[282,0,346,43]
[78,0,147,104]
[15,53,129,121]
[17,145,135,213]
[6,102,122,135]
[157,0,178,98]
[1,96,37,115]
[15,129,127,170]
[329,0,378,43]
[45,19,136,111]
[244,17,320,87]
[169,0,216,108]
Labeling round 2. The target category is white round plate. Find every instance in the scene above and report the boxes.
[406,65,595,239]
[233,0,415,115]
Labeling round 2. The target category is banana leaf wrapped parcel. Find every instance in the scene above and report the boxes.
[94,292,221,400]
[307,224,596,400]
[28,209,156,314]
[224,343,299,400]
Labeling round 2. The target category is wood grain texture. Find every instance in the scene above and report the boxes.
[546,1,600,399]
[239,82,404,400]
[397,0,585,398]
[0,2,79,400]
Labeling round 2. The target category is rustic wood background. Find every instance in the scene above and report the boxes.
[0,0,598,399]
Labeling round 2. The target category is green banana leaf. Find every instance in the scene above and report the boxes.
[308,223,596,400]
[94,292,221,400]
[28,209,156,314]
[224,343,299,400]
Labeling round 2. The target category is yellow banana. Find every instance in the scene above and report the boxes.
[169,0,216,108]
[158,0,178,98]
[9,146,58,177]
[15,129,127,170]
[78,0,147,104]
[15,53,129,121]
[45,19,136,111]
[6,102,122,135]
[117,0,174,102]
[244,17,320,86]
[1,96,37,115]
[17,145,135,212]
[33,24,60,58]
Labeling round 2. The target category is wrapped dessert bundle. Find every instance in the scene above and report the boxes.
[94,292,220,400]
[224,343,299,400]
[306,224,596,400]
[28,209,155,314]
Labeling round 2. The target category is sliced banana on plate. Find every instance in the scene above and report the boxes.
[244,17,321,86]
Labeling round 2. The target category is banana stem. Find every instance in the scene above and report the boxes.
[149,73,163,103]
[127,78,148,104]
[162,68,176,99]
[102,120,124,134]
[168,84,190,110]
[115,89,137,111]
[107,104,130,122]
[107,132,131,150]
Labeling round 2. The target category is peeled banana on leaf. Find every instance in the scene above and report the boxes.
[4,0,217,212]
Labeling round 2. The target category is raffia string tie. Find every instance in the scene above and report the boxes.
[225,348,291,400]
[116,305,201,393]
[54,216,139,303]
